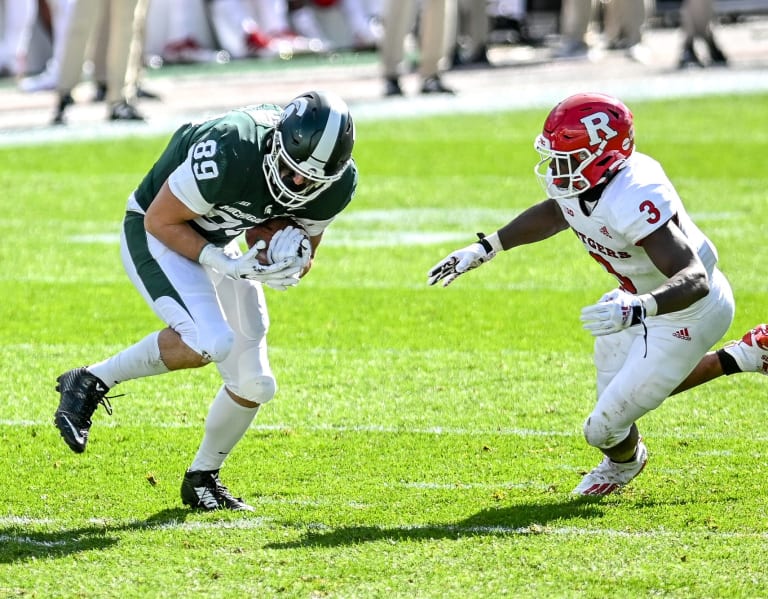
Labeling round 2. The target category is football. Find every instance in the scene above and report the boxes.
[244,217,307,264]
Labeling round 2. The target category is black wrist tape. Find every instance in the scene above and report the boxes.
[716,348,742,375]
[630,304,646,326]
[476,232,493,254]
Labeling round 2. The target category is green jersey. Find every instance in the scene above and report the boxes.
[131,104,357,246]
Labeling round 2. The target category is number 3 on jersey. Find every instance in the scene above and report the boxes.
[640,199,661,224]
[192,140,219,181]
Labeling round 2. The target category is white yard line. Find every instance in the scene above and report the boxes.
[3,419,766,442]
[2,517,767,546]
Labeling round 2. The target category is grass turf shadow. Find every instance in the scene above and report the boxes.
[266,497,606,549]
[0,507,190,564]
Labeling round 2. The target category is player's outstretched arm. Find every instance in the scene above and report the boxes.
[427,233,502,287]
[427,198,568,287]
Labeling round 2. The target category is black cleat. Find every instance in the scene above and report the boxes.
[420,75,455,95]
[678,46,703,69]
[108,100,145,121]
[181,469,254,511]
[93,82,108,103]
[384,76,403,97]
[52,93,74,125]
[708,42,728,66]
[136,86,161,100]
[54,367,112,453]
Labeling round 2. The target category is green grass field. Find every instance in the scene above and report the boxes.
[1,93,767,598]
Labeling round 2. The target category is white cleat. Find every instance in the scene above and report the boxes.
[723,324,768,375]
[572,440,648,496]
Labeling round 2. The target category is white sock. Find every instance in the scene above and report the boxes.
[87,332,169,388]
[190,385,260,472]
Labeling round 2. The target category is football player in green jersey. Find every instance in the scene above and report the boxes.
[54,90,357,510]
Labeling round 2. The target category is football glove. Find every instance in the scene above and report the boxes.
[580,289,649,337]
[198,243,293,281]
[260,269,301,291]
[267,226,312,272]
[427,233,497,287]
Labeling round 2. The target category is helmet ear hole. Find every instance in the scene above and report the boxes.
[596,156,612,167]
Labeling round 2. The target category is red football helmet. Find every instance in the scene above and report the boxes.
[534,93,635,199]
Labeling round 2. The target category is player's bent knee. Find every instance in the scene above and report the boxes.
[582,414,630,450]
[195,330,235,363]
[237,375,277,404]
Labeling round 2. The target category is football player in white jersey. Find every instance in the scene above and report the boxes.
[429,92,768,496]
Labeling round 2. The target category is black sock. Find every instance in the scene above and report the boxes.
[717,348,742,376]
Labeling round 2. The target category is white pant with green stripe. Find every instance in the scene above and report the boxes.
[121,209,277,404]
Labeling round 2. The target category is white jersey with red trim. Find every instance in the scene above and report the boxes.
[553,152,718,295]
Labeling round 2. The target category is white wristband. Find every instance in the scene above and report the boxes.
[197,243,220,265]
[638,293,658,316]
[484,232,504,253]
[198,243,237,279]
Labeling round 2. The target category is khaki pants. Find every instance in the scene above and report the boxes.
[57,0,140,104]
[380,0,457,79]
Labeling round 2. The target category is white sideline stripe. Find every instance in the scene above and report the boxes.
[3,520,768,548]
[0,419,574,436]
[67,231,469,247]
[0,517,274,548]
[394,481,537,490]
[4,419,766,441]
[304,424,575,436]
[0,516,54,525]
[66,207,739,248]
[0,536,65,548]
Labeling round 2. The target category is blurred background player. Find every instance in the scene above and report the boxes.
[380,0,457,96]
[452,0,491,67]
[52,0,145,123]
[0,0,37,79]
[678,0,728,67]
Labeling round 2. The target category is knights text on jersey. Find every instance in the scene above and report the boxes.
[131,104,356,246]
[554,152,718,295]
